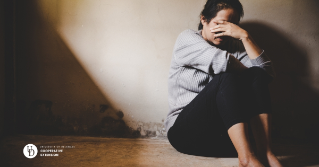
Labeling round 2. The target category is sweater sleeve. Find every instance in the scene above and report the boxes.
[236,42,276,79]
[173,29,230,75]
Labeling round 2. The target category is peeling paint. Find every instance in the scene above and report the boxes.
[16,100,167,138]
[99,104,108,113]
[135,121,166,137]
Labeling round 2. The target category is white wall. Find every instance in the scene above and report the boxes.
[241,0,319,88]
[240,0,319,138]
[39,0,206,124]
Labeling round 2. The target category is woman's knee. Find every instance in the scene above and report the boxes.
[244,67,272,84]
[246,66,266,75]
[218,72,240,85]
[204,72,239,92]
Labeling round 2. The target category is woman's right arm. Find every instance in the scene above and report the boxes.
[236,44,276,79]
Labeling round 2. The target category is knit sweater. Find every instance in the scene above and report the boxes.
[164,29,275,133]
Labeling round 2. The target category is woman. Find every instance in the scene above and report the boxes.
[164,0,283,166]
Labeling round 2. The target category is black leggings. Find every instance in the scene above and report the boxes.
[167,67,273,157]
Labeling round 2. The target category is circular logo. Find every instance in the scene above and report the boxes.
[23,144,38,158]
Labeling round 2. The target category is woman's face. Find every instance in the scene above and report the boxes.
[201,8,239,46]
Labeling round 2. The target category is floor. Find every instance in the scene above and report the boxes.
[1,135,319,167]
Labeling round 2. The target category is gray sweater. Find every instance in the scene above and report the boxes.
[164,29,275,133]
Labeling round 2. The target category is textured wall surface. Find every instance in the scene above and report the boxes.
[14,0,319,139]
[0,0,5,135]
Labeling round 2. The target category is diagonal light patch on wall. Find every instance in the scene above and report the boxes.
[36,0,206,127]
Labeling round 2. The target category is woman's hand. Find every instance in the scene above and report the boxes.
[211,20,263,60]
[210,20,248,40]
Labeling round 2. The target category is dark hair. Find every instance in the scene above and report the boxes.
[198,0,244,30]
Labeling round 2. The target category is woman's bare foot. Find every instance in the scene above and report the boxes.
[239,154,265,167]
[267,152,283,167]
[257,152,283,167]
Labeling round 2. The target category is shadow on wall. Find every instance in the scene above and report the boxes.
[14,0,165,138]
[240,22,319,143]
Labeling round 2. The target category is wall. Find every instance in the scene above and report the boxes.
[240,0,319,141]
[15,0,319,139]
[0,0,5,136]
[15,0,205,137]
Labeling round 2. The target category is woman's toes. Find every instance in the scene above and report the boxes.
[267,152,283,167]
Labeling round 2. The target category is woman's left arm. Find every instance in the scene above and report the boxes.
[210,20,262,59]
[211,20,275,78]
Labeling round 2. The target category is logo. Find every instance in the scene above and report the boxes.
[23,144,38,158]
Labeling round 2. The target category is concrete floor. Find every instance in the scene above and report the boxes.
[0,135,319,167]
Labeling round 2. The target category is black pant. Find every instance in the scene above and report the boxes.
[167,67,273,157]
